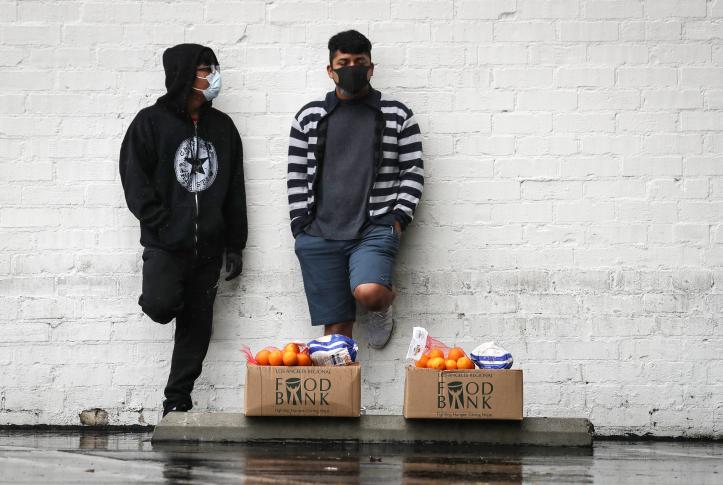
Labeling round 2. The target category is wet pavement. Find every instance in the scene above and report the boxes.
[0,430,720,484]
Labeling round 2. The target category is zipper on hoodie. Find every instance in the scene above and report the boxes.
[193,121,200,259]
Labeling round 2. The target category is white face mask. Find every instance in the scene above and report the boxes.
[193,66,222,101]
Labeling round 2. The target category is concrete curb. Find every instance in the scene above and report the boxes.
[152,413,593,447]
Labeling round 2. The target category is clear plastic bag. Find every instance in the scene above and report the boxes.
[405,326,450,361]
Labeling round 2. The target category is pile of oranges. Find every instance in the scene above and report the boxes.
[255,343,312,367]
[415,347,476,370]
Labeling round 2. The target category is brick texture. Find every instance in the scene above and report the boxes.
[0,0,721,438]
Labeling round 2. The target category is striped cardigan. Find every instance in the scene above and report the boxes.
[286,88,424,237]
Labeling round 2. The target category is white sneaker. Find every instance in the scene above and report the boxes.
[368,304,394,349]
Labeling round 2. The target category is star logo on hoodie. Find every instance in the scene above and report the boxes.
[174,137,218,192]
[185,155,209,175]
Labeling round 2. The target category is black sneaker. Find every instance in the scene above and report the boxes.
[162,401,191,417]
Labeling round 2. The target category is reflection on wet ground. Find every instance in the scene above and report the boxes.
[0,430,720,484]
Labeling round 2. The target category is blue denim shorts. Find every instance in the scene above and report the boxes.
[294,224,400,326]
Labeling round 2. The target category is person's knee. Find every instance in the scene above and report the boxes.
[140,294,181,324]
[354,283,392,312]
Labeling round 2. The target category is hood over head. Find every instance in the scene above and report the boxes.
[156,43,219,116]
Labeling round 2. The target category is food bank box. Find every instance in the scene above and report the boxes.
[403,367,523,420]
[245,363,361,417]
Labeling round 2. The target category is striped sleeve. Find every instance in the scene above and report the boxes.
[287,115,309,226]
[395,110,424,226]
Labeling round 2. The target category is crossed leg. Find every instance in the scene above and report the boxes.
[324,283,396,338]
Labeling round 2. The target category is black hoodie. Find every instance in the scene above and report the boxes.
[120,44,247,258]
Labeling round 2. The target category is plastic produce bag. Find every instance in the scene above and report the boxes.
[240,341,308,366]
[241,345,280,365]
[405,326,449,361]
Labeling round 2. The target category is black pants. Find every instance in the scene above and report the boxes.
[139,247,222,408]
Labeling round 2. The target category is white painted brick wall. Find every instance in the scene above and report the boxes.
[0,0,721,438]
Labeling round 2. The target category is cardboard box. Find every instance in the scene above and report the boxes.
[245,363,361,417]
[403,366,523,420]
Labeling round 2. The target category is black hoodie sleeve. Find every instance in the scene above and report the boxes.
[223,126,248,253]
[119,113,170,231]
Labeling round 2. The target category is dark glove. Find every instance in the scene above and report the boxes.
[225,250,242,281]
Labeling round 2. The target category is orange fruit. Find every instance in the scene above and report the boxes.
[445,359,458,370]
[297,353,312,366]
[457,356,475,369]
[429,348,445,360]
[268,350,283,366]
[429,357,446,370]
[255,349,270,366]
[448,347,466,361]
[282,351,298,366]
[415,354,429,368]
[284,343,300,354]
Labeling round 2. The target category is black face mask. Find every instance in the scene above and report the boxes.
[333,65,371,95]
